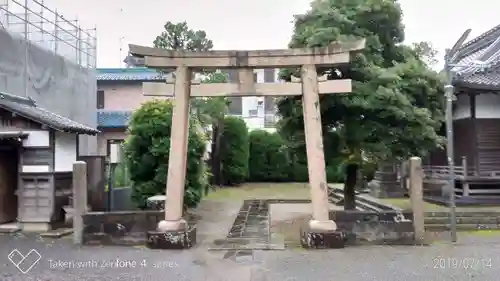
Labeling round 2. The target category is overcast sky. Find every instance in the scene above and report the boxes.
[39,0,500,68]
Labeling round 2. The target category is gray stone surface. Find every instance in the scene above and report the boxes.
[1,232,500,280]
[0,29,97,154]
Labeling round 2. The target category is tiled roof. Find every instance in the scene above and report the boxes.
[97,110,132,128]
[0,92,99,135]
[96,67,165,81]
[452,24,500,88]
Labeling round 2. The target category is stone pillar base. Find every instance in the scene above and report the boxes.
[146,225,196,249]
[21,222,51,232]
[300,225,346,249]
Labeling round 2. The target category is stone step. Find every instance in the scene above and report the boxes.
[425,217,500,225]
[40,228,73,238]
[328,188,386,212]
[425,211,500,218]
[0,222,21,233]
[426,224,500,231]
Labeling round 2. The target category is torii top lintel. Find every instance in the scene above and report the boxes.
[128,39,365,69]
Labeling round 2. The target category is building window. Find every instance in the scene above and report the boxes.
[253,73,257,82]
[97,90,105,109]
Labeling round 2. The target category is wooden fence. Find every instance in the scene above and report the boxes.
[406,157,500,197]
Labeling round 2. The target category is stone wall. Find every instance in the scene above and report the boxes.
[0,29,97,155]
[333,210,415,245]
[103,187,135,211]
[81,211,196,246]
[82,211,163,245]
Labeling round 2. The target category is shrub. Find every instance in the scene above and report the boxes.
[220,116,249,185]
[113,162,132,187]
[123,100,207,209]
[248,130,289,181]
[326,163,344,183]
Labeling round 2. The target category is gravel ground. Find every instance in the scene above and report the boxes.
[258,234,500,281]
[1,232,499,281]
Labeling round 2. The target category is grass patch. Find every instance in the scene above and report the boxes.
[204,182,343,201]
[204,182,311,201]
[463,229,500,237]
[380,198,448,211]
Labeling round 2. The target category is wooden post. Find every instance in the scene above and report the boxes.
[409,157,425,244]
[72,161,87,245]
[461,156,468,177]
[160,65,192,231]
[461,156,470,196]
[301,64,334,230]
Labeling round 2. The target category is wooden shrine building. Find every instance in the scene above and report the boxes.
[429,24,500,175]
[425,24,500,203]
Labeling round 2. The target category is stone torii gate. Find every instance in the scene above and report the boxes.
[129,40,365,249]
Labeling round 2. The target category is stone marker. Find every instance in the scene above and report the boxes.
[72,161,87,245]
[409,157,425,244]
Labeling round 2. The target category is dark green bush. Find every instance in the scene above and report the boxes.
[220,116,249,185]
[248,130,289,181]
[124,100,207,209]
[326,163,344,183]
[286,159,343,183]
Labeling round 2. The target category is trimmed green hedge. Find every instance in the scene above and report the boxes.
[248,130,289,181]
[220,116,249,185]
[248,129,344,183]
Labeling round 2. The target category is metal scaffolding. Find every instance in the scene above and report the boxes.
[0,0,96,68]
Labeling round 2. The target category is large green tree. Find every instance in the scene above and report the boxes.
[278,0,445,209]
[192,71,231,188]
[153,21,213,51]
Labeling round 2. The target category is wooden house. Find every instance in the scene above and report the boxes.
[0,92,99,232]
[424,24,500,202]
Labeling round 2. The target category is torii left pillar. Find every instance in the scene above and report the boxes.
[159,65,191,231]
[146,65,197,249]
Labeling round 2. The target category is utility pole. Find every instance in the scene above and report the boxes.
[443,29,471,243]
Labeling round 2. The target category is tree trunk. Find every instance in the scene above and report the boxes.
[343,163,358,210]
[216,117,224,185]
[210,118,224,186]
[211,125,219,185]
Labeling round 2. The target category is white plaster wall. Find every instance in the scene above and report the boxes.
[475,93,500,119]
[22,130,50,147]
[54,131,77,172]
